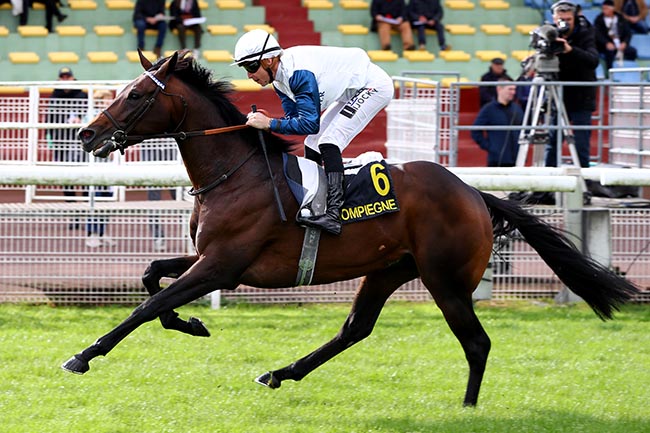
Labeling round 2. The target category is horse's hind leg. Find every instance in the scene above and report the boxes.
[141,255,209,337]
[255,256,419,389]
[423,272,491,407]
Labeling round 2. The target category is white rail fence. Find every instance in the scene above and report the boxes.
[0,165,649,305]
[1,81,649,305]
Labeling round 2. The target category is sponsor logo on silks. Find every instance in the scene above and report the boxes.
[341,161,400,224]
[339,87,378,119]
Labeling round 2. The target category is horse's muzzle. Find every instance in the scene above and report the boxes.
[78,127,97,153]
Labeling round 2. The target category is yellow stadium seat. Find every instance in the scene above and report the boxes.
[367,50,398,62]
[339,0,369,8]
[480,24,512,35]
[445,24,476,35]
[198,0,208,8]
[475,50,508,61]
[0,86,29,94]
[69,0,98,10]
[56,26,87,36]
[337,24,369,35]
[0,26,9,37]
[87,51,119,63]
[403,50,435,61]
[0,3,10,9]
[441,77,471,88]
[207,24,238,35]
[516,24,538,35]
[132,28,160,36]
[126,50,157,62]
[480,0,509,9]
[445,0,475,10]
[94,25,125,36]
[231,79,263,91]
[9,52,40,64]
[439,50,471,61]
[511,50,534,61]
[48,52,80,63]
[32,2,44,9]
[243,24,276,33]
[203,50,233,62]
[17,26,48,37]
[216,0,245,9]
[105,0,134,9]
[304,0,334,8]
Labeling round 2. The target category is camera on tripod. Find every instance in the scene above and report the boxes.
[522,21,569,76]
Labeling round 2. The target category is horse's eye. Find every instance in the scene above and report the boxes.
[127,92,141,101]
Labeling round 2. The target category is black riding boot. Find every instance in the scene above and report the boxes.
[298,171,344,235]
[298,143,344,235]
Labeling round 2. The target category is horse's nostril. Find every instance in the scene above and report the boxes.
[78,128,94,142]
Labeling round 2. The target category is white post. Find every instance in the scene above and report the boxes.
[211,291,221,309]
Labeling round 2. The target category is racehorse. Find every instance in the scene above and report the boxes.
[63,50,639,406]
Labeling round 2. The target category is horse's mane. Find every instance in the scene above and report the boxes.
[150,52,296,155]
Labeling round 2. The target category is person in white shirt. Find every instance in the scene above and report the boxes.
[231,29,394,235]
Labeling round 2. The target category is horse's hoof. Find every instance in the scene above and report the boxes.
[254,372,281,389]
[189,317,210,337]
[61,355,90,375]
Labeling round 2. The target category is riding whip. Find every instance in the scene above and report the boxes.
[251,105,286,222]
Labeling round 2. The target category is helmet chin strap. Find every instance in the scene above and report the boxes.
[264,65,275,83]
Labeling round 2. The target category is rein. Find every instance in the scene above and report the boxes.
[120,124,250,144]
[187,146,258,196]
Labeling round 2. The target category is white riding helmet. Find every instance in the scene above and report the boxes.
[231,29,283,66]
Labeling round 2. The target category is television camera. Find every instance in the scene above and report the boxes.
[522,21,570,76]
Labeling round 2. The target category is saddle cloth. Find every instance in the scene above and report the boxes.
[282,151,400,224]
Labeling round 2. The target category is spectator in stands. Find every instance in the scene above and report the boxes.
[232,29,394,235]
[16,0,68,32]
[615,0,648,34]
[48,67,88,205]
[85,89,117,248]
[546,0,599,169]
[515,65,535,110]
[595,0,638,71]
[479,58,513,107]
[133,0,167,58]
[407,0,449,51]
[471,79,524,167]
[169,0,204,57]
[370,0,416,51]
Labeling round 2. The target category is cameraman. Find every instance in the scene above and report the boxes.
[546,0,599,168]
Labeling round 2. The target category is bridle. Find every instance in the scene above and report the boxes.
[101,70,248,155]
[99,68,254,196]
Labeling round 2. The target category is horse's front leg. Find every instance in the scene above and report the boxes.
[142,255,209,337]
[62,257,239,375]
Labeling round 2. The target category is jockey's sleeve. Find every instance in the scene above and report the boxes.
[270,70,321,135]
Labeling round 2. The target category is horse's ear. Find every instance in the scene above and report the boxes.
[138,49,152,70]
[162,51,179,78]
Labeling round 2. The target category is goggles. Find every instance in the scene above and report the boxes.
[241,60,261,74]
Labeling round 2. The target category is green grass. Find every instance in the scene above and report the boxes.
[0,301,648,433]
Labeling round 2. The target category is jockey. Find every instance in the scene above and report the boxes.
[231,29,394,235]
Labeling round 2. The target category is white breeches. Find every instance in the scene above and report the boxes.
[304,63,394,152]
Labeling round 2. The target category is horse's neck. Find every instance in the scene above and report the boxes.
[177,124,265,194]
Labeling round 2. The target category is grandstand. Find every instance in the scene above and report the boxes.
[2,0,647,82]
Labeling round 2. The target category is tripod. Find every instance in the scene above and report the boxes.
[515,70,581,167]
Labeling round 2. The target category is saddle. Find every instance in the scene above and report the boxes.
[282,151,400,225]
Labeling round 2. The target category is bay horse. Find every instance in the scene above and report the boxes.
[64,51,639,406]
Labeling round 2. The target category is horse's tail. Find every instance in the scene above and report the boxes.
[478,190,639,320]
